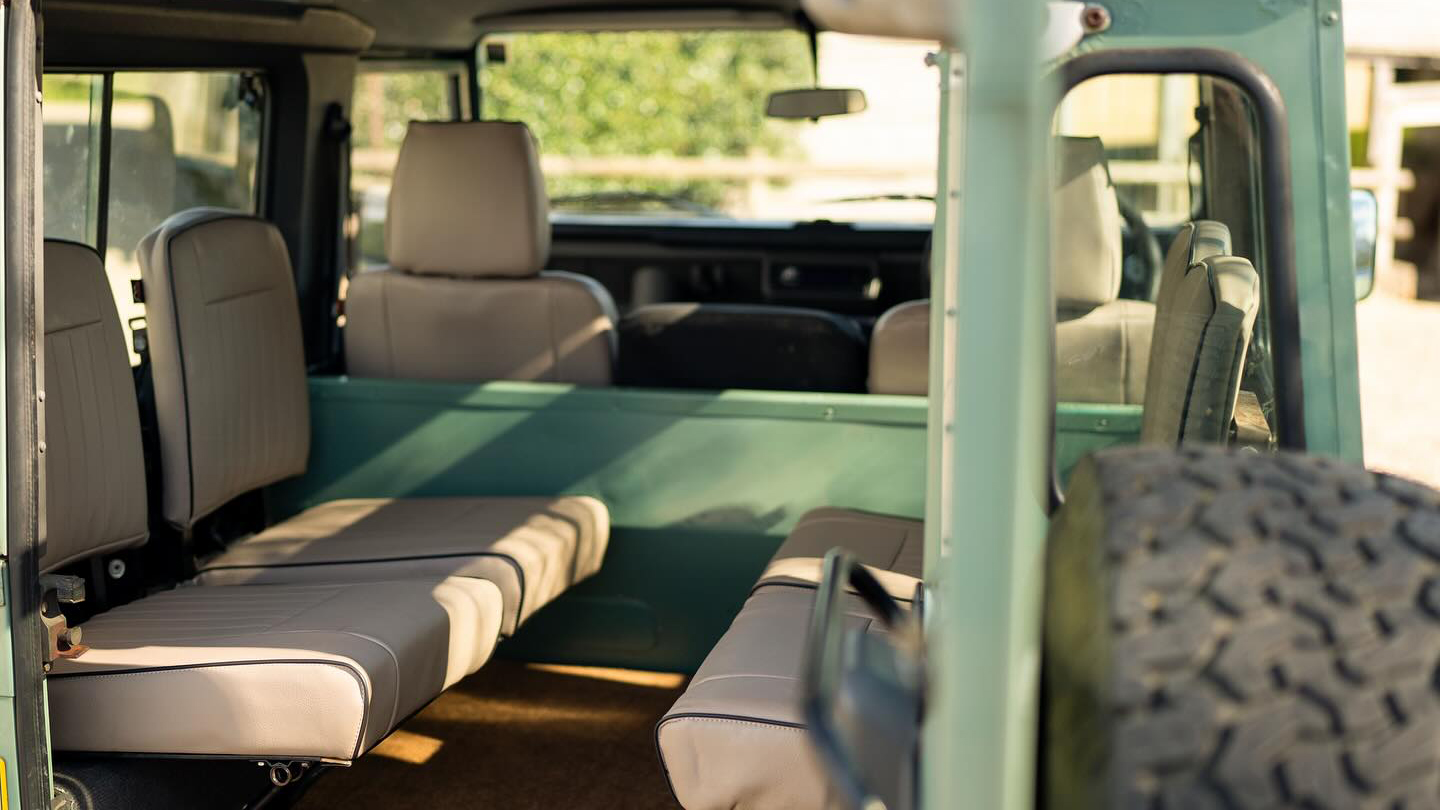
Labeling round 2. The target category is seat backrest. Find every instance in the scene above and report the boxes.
[43,240,149,572]
[138,209,311,529]
[869,136,1152,401]
[868,299,929,396]
[344,121,618,385]
[1139,221,1259,444]
[1052,137,1124,323]
[619,303,869,393]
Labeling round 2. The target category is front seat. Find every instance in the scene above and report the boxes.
[868,136,1156,403]
[1138,220,1261,444]
[345,121,619,384]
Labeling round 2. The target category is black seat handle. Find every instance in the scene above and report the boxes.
[802,549,925,810]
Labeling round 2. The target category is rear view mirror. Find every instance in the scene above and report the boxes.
[766,88,867,120]
[1352,188,1378,300]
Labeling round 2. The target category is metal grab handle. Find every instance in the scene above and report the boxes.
[801,549,925,810]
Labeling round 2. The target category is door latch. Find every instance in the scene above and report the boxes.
[40,574,88,665]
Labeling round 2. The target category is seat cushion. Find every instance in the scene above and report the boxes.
[757,507,923,601]
[1055,298,1156,405]
[867,299,929,396]
[48,579,503,761]
[657,586,889,810]
[194,496,610,635]
[344,269,618,385]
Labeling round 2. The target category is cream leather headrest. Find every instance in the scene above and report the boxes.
[1052,136,1123,312]
[386,121,550,278]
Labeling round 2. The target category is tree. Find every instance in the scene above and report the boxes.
[480,30,812,209]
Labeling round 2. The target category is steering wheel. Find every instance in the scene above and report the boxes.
[1116,197,1164,301]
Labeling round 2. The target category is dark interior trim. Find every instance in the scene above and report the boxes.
[44,0,374,57]
[93,73,114,257]
[1059,47,1306,451]
[7,1,53,805]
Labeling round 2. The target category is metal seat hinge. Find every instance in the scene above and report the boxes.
[40,574,88,665]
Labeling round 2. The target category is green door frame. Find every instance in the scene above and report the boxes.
[922,0,1052,808]
[921,0,1357,808]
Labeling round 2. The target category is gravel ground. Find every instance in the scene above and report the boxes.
[1358,290,1440,487]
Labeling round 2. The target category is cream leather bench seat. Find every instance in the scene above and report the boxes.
[657,507,923,809]
[195,495,608,633]
[754,507,923,601]
[135,210,610,636]
[43,240,502,761]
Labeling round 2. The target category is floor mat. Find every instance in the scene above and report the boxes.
[297,659,686,809]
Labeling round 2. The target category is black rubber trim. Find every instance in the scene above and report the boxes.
[8,1,53,802]
[95,72,114,256]
[50,657,373,761]
[1059,48,1305,451]
[198,549,528,632]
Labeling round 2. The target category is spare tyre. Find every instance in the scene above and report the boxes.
[1044,445,1440,808]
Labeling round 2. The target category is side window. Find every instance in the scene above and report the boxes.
[350,65,466,269]
[42,71,266,364]
[42,75,105,246]
[1052,72,1276,452]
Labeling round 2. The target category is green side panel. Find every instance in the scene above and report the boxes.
[271,379,1135,673]
[1055,403,1144,479]
[270,378,930,673]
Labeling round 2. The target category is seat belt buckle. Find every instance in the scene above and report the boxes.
[129,316,149,358]
[40,574,89,664]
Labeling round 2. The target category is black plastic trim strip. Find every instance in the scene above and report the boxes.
[1059,47,1306,451]
[94,72,114,256]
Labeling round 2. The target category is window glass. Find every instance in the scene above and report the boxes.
[479,30,940,224]
[42,74,104,245]
[1058,75,1201,228]
[106,72,264,261]
[1052,73,1277,451]
[41,70,265,364]
[351,67,462,268]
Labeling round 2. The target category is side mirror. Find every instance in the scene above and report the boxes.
[766,88,867,120]
[1352,188,1378,301]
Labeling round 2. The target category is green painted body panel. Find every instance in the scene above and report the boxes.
[1074,0,1362,460]
[923,1,1359,808]
[924,0,1053,804]
[267,377,1134,672]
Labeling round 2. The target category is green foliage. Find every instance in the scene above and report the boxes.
[480,30,811,209]
[43,74,99,103]
[353,71,451,151]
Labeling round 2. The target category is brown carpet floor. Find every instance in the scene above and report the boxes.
[297,660,686,809]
